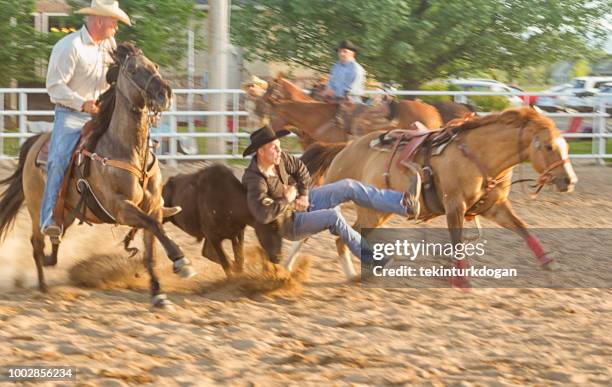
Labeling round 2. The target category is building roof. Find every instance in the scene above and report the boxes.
[35,0,70,13]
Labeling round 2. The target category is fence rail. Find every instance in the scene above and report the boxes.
[0,88,610,161]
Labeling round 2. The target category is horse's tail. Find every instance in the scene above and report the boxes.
[0,134,41,240]
[300,142,347,186]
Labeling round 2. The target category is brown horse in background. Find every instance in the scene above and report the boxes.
[263,76,444,148]
[289,107,577,287]
[432,101,477,123]
[0,43,189,309]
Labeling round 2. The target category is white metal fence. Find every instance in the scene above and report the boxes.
[0,88,610,161]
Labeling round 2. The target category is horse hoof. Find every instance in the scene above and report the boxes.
[173,258,197,279]
[43,256,57,267]
[177,265,197,279]
[541,259,559,271]
[152,294,175,312]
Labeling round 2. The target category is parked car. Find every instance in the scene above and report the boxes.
[447,79,524,107]
[535,83,573,112]
[595,82,612,115]
[565,76,612,112]
[507,84,538,105]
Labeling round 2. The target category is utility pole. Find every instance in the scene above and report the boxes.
[207,0,229,155]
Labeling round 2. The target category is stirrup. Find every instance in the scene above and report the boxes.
[42,224,63,243]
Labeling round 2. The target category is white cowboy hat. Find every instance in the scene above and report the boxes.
[76,0,131,26]
[241,75,268,91]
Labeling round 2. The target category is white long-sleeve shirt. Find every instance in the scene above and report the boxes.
[46,26,116,111]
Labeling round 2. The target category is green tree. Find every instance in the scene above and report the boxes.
[66,0,205,72]
[0,0,48,86]
[231,0,610,88]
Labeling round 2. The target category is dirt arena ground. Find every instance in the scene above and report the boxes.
[0,161,610,386]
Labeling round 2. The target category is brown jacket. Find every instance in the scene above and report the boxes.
[242,152,310,226]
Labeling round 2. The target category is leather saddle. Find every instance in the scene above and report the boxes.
[35,121,95,171]
[34,121,117,227]
[370,122,433,164]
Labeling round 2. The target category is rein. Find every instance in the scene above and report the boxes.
[457,141,512,214]
[459,121,570,212]
[79,54,163,188]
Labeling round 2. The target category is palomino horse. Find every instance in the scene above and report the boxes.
[287,107,577,287]
[0,43,190,309]
[262,76,444,148]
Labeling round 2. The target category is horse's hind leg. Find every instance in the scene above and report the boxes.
[481,200,555,269]
[143,229,172,310]
[30,229,47,293]
[43,242,59,267]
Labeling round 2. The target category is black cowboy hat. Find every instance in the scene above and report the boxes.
[243,125,291,157]
[337,40,359,54]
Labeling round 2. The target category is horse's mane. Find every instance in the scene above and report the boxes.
[454,107,557,135]
[300,142,347,185]
[86,42,142,151]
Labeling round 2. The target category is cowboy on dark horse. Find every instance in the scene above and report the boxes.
[41,0,177,241]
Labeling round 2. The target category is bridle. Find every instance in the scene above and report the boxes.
[457,120,570,214]
[80,53,167,189]
[516,123,570,197]
[115,53,164,125]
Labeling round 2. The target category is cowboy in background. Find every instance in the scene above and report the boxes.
[321,40,367,133]
[323,40,366,103]
[241,75,270,133]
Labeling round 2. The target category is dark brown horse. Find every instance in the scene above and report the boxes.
[0,43,189,309]
[291,107,577,287]
[263,76,444,148]
[162,163,284,275]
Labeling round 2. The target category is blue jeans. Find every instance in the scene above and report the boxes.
[40,107,90,230]
[289,179,407,261]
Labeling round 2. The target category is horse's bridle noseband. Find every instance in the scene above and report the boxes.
[518,123,570,196]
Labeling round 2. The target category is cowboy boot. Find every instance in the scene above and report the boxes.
[401,162,422,220]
